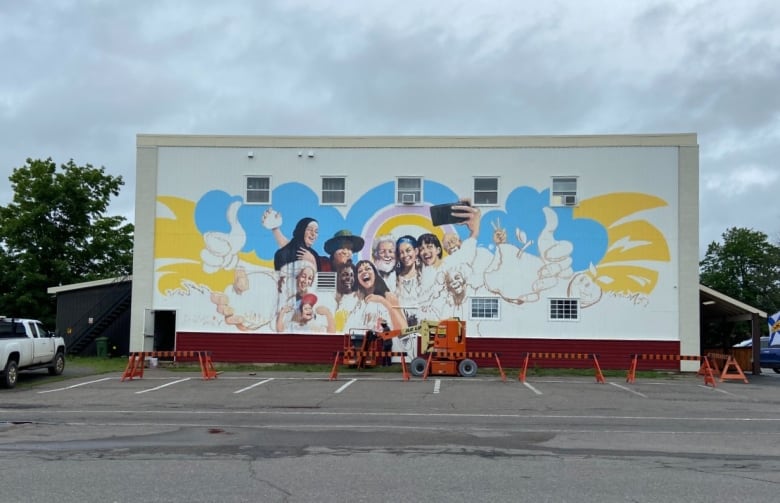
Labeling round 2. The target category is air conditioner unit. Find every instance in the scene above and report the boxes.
[401,193,417,204]
[563,195,577,206]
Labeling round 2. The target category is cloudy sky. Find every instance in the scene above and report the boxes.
[1,0,778,258]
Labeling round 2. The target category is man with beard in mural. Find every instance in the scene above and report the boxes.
[331,260,359,332]
[371,234,397,286]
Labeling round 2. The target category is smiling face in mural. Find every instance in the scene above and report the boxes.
[303,222,319,248]
[300,302,314,321]
[447,270,466,296]
[357,261,376,292]
[374,240,396,274]
[418,235,443,267]
[296,266,315,295]
[337,263,356,294]
[442,233,461,255]
[397,241,418,273]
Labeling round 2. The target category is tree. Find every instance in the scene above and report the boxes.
[699,227,780,343]
[0,158,134,326]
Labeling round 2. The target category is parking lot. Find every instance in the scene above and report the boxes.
[2,368,780,502]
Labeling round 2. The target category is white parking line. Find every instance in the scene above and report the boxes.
[698,384,739,396]
[334,379,356,394]
[37,377,113,394]
[523,382,543,395]
[234,378,274,394]
[135,378,191,394]
[609,382,647,397]
[433,379,441,394]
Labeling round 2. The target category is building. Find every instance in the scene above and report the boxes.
[47,276,132,356]
[131,134,700,370]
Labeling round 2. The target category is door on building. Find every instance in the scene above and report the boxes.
[153,310,176,352]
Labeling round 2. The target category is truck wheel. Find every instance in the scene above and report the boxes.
[773,368,780,374]
[410,357,428,377]
[48,351,65,376]
[458,358,478,377]
[2,359,18,389]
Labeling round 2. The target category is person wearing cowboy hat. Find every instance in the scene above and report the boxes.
[322,229,365,272]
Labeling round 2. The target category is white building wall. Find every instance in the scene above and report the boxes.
[131,134,699,354]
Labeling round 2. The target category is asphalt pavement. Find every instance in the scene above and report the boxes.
[1,366,779,502]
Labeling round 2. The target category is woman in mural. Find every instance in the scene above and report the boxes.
[394,235,423,325]
[265,212,328,272]
[417,233,445,303]
[418,233,443,268]
[352,260,407,331]
[277,261,316,309]
[276,293,335,333]
[429,261,474,319]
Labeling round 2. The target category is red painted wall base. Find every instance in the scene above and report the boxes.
[176,332,683,371]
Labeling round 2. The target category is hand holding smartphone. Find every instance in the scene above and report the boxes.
[429,201,471,226]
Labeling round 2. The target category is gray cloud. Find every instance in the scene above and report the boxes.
[1,0,778,256]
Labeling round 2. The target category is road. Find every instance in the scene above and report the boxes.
[1,367,779,502]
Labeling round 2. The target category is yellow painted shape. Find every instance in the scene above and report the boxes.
[594,264,659,294]
[375,213,445,241]
[602,220,670,263]
[154,196,270,294]
[574,193,667,227]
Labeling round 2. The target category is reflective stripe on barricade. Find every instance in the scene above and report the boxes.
[121,351,218,381]
[626,354,716,387]
[329,351,410,381]
[519,352,605,384]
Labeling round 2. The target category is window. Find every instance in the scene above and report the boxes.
[470,297,500,320]
[473,177,498,205]
[397,177,422,205]
[549,298,579,321]
[551,176,578,206]
[246,176,270,204]
[322,177,345,205]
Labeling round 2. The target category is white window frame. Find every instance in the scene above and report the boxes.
[470,297,500,320]
[396,177,422,205]
[321,176,346,205]
[551,176,578,207]
[473,177,499,206]
[245,175,271,204]
[548,298,580,321]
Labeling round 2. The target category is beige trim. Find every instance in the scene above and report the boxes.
[137,133,698,149]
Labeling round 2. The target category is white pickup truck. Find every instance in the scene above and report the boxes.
[0,317,66,389]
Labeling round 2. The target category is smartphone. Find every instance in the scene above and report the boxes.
[429,201,470,226]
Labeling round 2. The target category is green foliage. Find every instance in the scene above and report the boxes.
[700,227,780,343]
[0,158,134,325]
[700,227,780,313]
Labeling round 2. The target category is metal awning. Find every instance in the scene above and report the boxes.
[700,284,767,322]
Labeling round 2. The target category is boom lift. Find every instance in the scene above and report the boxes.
[337,318,503,379]
[340,322,427,369]
[406,318,479,377]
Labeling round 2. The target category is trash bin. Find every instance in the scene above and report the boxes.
[95,337,109,357]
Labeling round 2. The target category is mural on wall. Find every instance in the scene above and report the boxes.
[154,179,670,339]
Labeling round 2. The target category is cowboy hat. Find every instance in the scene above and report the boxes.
[324,229,365,255]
